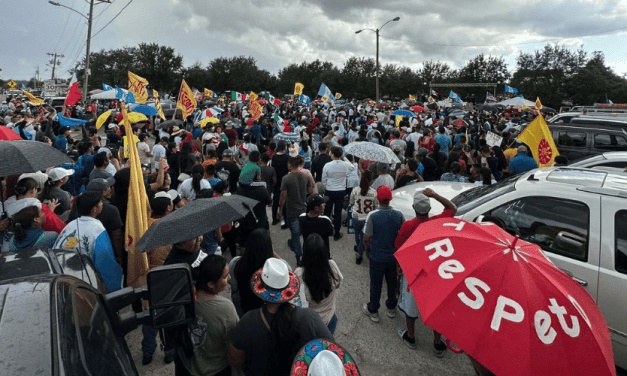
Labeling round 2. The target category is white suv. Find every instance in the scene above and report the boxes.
[445,167,627,370]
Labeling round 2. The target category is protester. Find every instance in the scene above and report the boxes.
[509,145,538,174]
[349,170,378,264]
[45,167,74,216]
[1,203,57,252]
[299,194,334,255]
[321,146,354,241]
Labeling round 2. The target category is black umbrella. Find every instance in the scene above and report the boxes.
[0,140,73,178]
[159,119,183,129]
[136,195,259,251]
[427,102,438,110]
[476,103,505,112]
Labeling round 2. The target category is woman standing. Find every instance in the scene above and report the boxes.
[176,255,239,376]
[418,128,435,152]
[295,234,343,334]
[177,165,210,204]
[349,170,378,265]
[1,204,58,252]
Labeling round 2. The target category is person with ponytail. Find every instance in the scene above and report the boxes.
[228,258,333,375]
[4,177,66,233]
[1,204,58,252]
[177,164,210,204]
[349,170,378,264]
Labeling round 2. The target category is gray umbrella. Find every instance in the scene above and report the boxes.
[136,195,259,251]
[0,140,73,178]
[159,119,183,129]
[344,141,401,164]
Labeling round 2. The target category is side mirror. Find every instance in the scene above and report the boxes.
[147,263,195,329]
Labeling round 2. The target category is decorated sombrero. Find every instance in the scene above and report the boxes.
[291,339,360,376]
[250,258,300,303]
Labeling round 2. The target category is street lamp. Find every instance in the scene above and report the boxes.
[355,16,400,103]
[49,0,110,100]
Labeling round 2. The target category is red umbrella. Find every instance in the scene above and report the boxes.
[395,218,615,376]
[453,118,467,128]
[376,102,389,108]
[0,126,22,141]
[410,105,424,113]
[257,99,267,105]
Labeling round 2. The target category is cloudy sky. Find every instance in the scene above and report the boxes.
[3,0,627,84]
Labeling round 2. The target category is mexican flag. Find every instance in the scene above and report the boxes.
[265,92,281,106]
[273,113,286,131]
[231,91,247,101]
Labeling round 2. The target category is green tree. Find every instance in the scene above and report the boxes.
[341,57,376,99]
[182,62,211,91]
[207,56,275,94]
[457,54,510,97]
[569,52,627,105]
[134,43,184,92]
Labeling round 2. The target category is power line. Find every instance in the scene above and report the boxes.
[60,1,89,56]
[92,0,133,39]
[380,25,627,48]
[53,0,76,52]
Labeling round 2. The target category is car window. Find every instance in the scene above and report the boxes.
[484,197,589,261]
[557,131,587,148]
[594,134,627,151]
[595,161,627,169]
[452,176,517,216]
[73,287,134,375]
[615,211,627,274]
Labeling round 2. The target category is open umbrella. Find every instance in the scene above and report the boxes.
[96,110,112,130]
[0,140,74,177]
[199,117,220,127]
[410,105,424,113]
[158,119,183,130]
[257,99,267,105]
[0,126,22,141]
[119,112,148,125]
[376,103,389,108]
[391,110,416,117]
[344,141,400,164]
[395,218,615,376]
[132,105,159,117]
[136,195,259,251]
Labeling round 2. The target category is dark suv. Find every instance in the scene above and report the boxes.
[0,247,195,376]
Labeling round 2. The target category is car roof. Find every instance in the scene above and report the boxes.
[391,181,476,219]
[0,277,54,375]
[520,167,627,192]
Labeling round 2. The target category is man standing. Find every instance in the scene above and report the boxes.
[215,149,241,193]
[311,142,332,183]
[321,146,354,241]
[271,141,289,226]
[394,159,424,189]
[299,194,334,255]
[362,186,404,323]
[89,153,114,182]
[53,192,124,293]
[508,145,538,175]
[278,156,313,266]
[434,126,452,155]
[394,188,456,357]
[371,162,394,190]
[152,137,169,172]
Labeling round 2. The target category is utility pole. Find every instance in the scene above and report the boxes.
[47,52,64,79]
[83,0,94,100]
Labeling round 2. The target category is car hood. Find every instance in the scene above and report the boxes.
[391,181,476,220]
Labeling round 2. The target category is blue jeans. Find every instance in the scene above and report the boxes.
[286,213,302,259]
[353,219,366,257]
[324,190,345,236]
[327,314,338,334]
[367,259,398,313]
[142,324,158,357]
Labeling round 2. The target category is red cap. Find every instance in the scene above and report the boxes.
[377,186,393,203]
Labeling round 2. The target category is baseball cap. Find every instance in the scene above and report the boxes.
[108,123,118,129]
[98,147,112,155]
[517,145,527,153]
[18,171,49,191]
[412,192,431,215]
[377,162,390,173]
[154,189,178,202]
[377,186,392,203]
[85,177,116,192]
[48,167,75,182]
[222,148,234,157]
[306,194,329,211]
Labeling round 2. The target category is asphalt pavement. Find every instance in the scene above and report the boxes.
[126,203,476,376]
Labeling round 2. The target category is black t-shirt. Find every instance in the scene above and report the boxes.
[236,185,272,229]
[396,174,417,189]
[271,153,289,189]
[214,161,240,193]
[260,166,276,195]
[421,157,438,181]
[299,214,334,254]
[106,132,121,146]
[68,202,123,239]
[167,152,180,174]
[311,154,332,182]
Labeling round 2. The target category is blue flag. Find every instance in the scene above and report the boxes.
[299,94,311,105]
[317,83,333,101]
[57,114,87,127]
[505,84,518,94]
[115,87,136,103]
[21,83,26,89]
[103,83,113,91]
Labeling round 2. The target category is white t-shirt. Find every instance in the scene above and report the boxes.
[137,142,151,165]
[177,177,211,201]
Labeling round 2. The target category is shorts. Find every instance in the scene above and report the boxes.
[397,275,419,320]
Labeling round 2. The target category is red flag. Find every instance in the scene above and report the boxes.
[65,71,82,106]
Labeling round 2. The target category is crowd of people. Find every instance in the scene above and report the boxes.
[0,92,556,375]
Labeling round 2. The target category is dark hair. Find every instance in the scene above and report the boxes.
[15,177,38,197]
[318,142,328,151]
[287,156,300,168]
[138,133,147,142]
[359,169,373,196]
[195,188,214,199]
[93,152,108,168]
[405,141,415,159]
[301,234,338,303]
[249,150,260,163]
[268,142,276,151]
[151,196,171,216]
[235,228,274,286]
[261,152,270,163]
[407,158,419,173]
[492,146,507,171]
[191,164,204,194]
[213,180,229,194]
[450,161,463,174]
[277,141,287,152]
[196,255,227,293]
[205,164,216,176]
[480,167,493,185]
[181,142,192,156]
[11,206,40,241]
[76,191,102,216]
[78,142,92,155]
[330,146,343,158]
[445,151,461,173]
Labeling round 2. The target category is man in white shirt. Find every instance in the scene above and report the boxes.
[372,163,395,190]
[152,137,169,172]
[137,133,152,168]
[321,146,355,241]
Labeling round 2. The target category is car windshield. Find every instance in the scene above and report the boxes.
[452,175,519,216]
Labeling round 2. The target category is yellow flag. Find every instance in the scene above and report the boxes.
[204,88,213,97]
[249,100,262,120]
[128,71,149,104]
[294,82,304,95]
[153,90,165,120]
[517,115,559,167]
[395,115,402,128]
[121,104,150,287]
[428,96,436,103]
[176,79,197,119]
[335,93,342,100]
[409,95,416,101]
[248,91,258,102]
[22,90,44,104]
[535,97,543,110]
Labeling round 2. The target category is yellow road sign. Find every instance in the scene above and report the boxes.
[7,80,17,90]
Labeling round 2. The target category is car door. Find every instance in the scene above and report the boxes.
[553,128,590,161]
[597,196,627,369]
[469,193,601,302]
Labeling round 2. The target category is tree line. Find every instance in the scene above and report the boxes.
[8,42,627,108]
